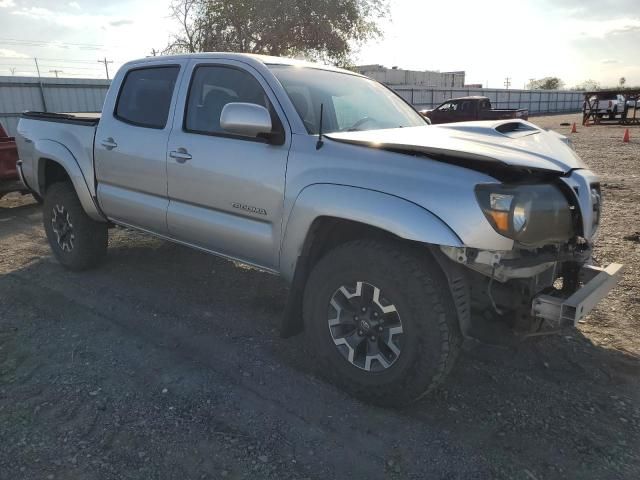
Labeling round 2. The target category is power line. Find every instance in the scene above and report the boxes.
[0,37,107,48]
[0,56,123,64]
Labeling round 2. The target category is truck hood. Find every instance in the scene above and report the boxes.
[326,120,585,178]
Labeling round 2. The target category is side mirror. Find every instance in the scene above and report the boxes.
[220,102,272,138]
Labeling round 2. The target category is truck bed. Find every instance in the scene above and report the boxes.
[17,111,100,198]
[480,109,529,121]
[22,111,101,126]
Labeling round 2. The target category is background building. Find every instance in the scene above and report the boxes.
[355,65,466,88]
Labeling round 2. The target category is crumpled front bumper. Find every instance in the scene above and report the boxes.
[531,263,623,326]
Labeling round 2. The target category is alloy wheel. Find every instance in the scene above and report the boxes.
[51,204,75,252]
[327,281,404,372]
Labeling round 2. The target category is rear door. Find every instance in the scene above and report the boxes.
[95,62,186,233]
[165,59,290,270]
[454,100,476,121]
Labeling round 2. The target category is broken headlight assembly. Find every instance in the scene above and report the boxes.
[475,183,574,246]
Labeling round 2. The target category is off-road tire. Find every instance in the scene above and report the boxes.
[43,181,107,271]
[303,239,461,407]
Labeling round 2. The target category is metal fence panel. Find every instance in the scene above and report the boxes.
[1,75,584,137]
[396,86,583,114]
[0,76,110,136]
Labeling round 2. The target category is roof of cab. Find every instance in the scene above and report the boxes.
[451,96,490,101]
[123,52,362,77]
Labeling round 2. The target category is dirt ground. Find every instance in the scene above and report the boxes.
[1,113,639,480]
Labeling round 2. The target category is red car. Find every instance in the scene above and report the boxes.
[0,122,28,200]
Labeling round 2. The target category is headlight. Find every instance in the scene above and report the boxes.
[475,184,573,246]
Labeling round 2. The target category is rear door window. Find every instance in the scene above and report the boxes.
[115,66,180,129]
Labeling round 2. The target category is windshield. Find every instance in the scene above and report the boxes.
[269,65,426,134]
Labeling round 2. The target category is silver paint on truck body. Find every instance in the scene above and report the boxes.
[14,52,606,282]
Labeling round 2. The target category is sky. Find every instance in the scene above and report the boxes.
[0,0,638,89]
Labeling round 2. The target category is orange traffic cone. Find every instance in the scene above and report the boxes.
[623,128,630,143]
[571,123,577,133]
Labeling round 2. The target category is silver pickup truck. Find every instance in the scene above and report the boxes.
[15,53,622,407]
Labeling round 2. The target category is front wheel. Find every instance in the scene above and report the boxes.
[43,181,108,271]
[303,240,461,407]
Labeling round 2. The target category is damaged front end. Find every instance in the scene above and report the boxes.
[438,169,622,340]
[439,240,622,340]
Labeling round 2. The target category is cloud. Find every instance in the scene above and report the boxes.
[11,7,54,19]
[0,48,28,58]
[551,0,640,19]
[10,6,130,31]
[109,19,133,27]
[0,0,15,8]
[601,59,619,64]
[607,24,640,36]
[68,1,81,8]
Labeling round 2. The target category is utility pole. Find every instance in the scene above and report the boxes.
[49,69,63,78]
[9,67,16,76]
[34,57,42,78]
[528,78,535,90]
[150,48,159,57]
[98,57,113,80]
[33,57,48,112]
[503,77,511,89]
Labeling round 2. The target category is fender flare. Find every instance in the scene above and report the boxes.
[279,184,463,282]
[35,139,106,222]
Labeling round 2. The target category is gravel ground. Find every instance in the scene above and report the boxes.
[1,113,639,480]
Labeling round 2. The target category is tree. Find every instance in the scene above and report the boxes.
[165,0,389,65]
[574,79,600,91]
[619,77,626,87]
[527,77,565,90]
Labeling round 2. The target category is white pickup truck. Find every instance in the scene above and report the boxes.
[583,94,626,119]
[15,53,622,406]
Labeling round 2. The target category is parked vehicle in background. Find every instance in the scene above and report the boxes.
[582,94,626,119]
[0,122,23,200]
[15,53,622,407]
[420,96,528,124]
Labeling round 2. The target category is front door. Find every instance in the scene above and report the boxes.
[431,101,458,123]
[166,60,290,270]
[95,63,185,233]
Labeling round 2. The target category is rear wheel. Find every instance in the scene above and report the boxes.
[303,239,461,407]
[43,182,108,271]
[609,107,618,120]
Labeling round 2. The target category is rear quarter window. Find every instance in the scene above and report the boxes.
[115,66,180,129]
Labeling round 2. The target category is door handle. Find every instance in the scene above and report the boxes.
[169,148,192,163]
[101,138,118,150]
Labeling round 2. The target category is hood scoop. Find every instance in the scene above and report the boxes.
[494,121,539,138]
